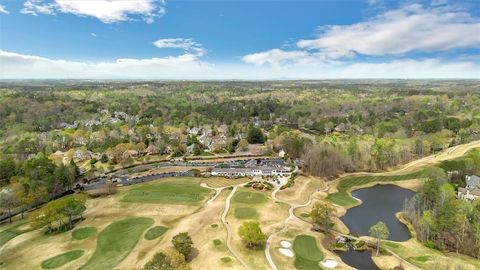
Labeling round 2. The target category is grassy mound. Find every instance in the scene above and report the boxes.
[234,207,259,219]
[327,170,424,206]
[293,235,324,270]
[41,250,84,269]
[79,217,154,270]
[144,226,168,240]
[122,181,211,205]
[72,227,97,240]
[233,191,267,204]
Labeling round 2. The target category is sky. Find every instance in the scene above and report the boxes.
[0,0,479,79]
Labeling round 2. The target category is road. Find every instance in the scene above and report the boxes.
[221,185,251,270]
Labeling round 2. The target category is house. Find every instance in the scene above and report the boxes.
[278,149,286,158]
[458,187,480,201]
[465,175,480,189]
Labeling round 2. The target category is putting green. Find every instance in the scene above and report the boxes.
[293,235,324,270]
[122,181,211,204]
[78,217,154,270]
[233,191,267,204]
[72,227,97,240]
[234,207,259,219]
[41,250,84,269]
[144,226,168,240]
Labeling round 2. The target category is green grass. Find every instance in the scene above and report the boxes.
[144,226,168,240]
[234,207,259,219]
[327,170,425,207]
[221,257,232,263]
[292,235,324,270]
[294,257,323,270]
[41,250,85,269]
[410,256,431,263]
[78,217,154,270]
[210,224,219,228]
[121,181,211,205]
[0,223,33,247]
[233,191,267,204]
[72,227,97,240]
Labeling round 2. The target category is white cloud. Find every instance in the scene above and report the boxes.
[0,50,212,79]
[296,4,480,58]
[21,0,165,23]
[153,38,206,56]
[1,50,478,79]
[90,33,97,37]
[0,4,9,14]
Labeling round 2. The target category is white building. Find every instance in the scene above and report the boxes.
[211,166,290,178]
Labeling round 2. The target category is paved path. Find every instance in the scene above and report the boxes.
[221,185,251,270]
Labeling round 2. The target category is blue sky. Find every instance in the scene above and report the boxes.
[0,0,479,79]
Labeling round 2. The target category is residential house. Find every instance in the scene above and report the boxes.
[457,175,480,201]
[458,187,480,200]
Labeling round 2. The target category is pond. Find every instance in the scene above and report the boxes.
[341,184,416,242]
[337,249,379,270]
[336,184,416,270]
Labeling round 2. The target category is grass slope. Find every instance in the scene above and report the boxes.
[293,235,324,270]
[144,226,168,240]
[327,170,425,206]
[122,181,211,205]
[79,217,154,270]
[72,227,97,240]
[0,223,33,247]
[233,191,267,204]
[234,207,259,219]
[41,250,84,269]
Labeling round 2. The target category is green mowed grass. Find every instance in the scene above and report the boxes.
[41,250,85,269]
[234,207,259,219]
[233,191,267,204]
[121,180,211,205]
[327,170,425,207]
[294,257,323,270]
[79,217,154,270]
[293,235,324,270]
[72,227,97,240]
[144,226,168,240]
[0,222,33,247]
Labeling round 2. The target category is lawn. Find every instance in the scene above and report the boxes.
[78,217,154,270]
[0,222,33,247]
[234,207,259,219]
[144,226,168,240]
[41,250,85,269]
[72,227,97,240]
[121,180,211,205]
[233,191,267,204]
[293,235,324,270]
[327,170,425,207]
[202,177,250,188]
[384,240,480,269]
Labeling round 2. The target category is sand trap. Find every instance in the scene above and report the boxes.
[321,259,338,269]
[280,240,292,248]
[278,248,294,258]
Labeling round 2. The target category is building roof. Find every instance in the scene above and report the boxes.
[466,175,480,188]
[459,187,480,197]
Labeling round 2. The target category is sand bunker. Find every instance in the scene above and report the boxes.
[321,259,338,269]
[280,240,292,248]
[278,248,294,258]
